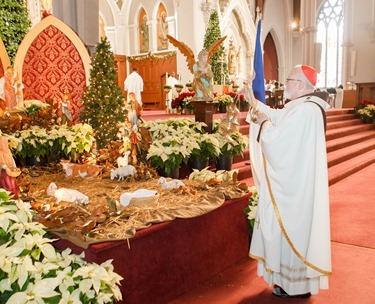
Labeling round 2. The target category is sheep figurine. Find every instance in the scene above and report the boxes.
[46,182,89,205]
[110,165,136,181]
[117,150,131,168]
[157,177,185,189]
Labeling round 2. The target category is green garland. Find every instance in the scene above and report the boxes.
[127,51,176,62]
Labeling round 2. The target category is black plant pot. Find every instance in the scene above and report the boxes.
[25,155,47,167]
[158,166,180,179]
[215,156,233,171]
[188,158,209,171]
[219,104,227,113]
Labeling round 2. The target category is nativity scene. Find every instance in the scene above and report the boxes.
[0,1,373,304]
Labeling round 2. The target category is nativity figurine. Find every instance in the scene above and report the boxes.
[167,35,227,101]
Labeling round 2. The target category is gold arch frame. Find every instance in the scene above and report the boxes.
[14,15,91,84]
[0,38,10,75]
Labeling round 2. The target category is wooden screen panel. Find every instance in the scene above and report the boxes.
[129,53,177,109]
[114,54,126,93]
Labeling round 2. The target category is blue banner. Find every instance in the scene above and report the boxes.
[252,19,266,103]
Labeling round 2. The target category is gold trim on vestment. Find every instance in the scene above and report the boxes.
[249,254,273,272]
[262,153,331,276]
[249,253,265,263]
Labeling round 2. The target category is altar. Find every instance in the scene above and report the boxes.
[53,194,251,304]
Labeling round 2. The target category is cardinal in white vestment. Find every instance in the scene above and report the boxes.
[124,68,144,106]
[247,65,332,298]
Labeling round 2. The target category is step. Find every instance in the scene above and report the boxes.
[233,149,250,163]
[326,130,375,153]
[326,113,356,123]
[326,108,353,116]
[328,150,375,186]
[241,176,254,187]
[231,160,252,180]
[326,119,363,130]
[326,123,375,141]
[239,124,250,135]
[327,137,375,167]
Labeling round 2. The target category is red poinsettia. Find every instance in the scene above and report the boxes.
[358,99,374,105]
[171,91,196,108]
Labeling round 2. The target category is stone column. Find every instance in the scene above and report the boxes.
[300,0,317,67]
[342,0,355,89]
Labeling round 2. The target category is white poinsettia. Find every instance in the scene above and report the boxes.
[58,288,82,304]
[188,167,239,182]
[24,99,50,109]
[244,186,259,230]
[0,194,123,303]
[7,277,61,304]
[189,168,217,181]
[6,123,95,159]
[0,206,19,232]
[247,205,258,221]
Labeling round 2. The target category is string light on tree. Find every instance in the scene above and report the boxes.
[80,36,126,149]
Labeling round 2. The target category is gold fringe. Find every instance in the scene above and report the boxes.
[262,153,331,276]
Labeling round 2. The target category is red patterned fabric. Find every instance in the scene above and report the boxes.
[0,63,4,77]
[22,25,86,122]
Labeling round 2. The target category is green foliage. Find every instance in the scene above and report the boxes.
[0,0,31,65]
[80,36,126,149]
[243,187,259,235]
[203,10,230,85]
[24,104,42,116]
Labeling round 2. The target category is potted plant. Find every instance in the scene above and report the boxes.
[357,104,375,123]
[354,99,374,118]
[212,123,248,171]
[185,82,194,92]
[145,118,202,177]
[174,84,184,93]
[188,133,220,170]
[174,91,195,114]
[163,85,172,93]
[214,94,233,113]
[9,123,95,165]
[0,189,123,303]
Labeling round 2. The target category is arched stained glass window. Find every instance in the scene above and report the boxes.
[316,0,344,88]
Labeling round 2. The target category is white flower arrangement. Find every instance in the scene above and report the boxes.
[213,94,233,106]
[8,123,95,159]
[23,99,50,109]
[243,186,259,235]
[189,132,220,161]
[0,189,123,304]
[189,167,239,182]
[212,120,249,158]
[357,104,375,122]
[143,118,207,173]
[143,117,248,172]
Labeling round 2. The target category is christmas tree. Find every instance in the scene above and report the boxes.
[0,0,31,65]
[80,37,126,149]
[203,10,230,85]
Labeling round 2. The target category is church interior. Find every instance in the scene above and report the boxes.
[0,0,375,303]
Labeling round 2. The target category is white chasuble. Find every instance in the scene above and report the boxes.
[124,72,144,106]
[248,96,332,295]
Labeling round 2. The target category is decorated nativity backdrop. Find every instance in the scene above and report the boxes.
[0,5,252,301]
[0,2,248,169]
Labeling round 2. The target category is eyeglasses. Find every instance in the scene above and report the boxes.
[286,78,303,83]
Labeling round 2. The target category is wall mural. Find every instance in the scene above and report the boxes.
[157,4,168,51]
[139,9,149,53]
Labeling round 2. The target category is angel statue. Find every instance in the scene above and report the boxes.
[167,35,227,101]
